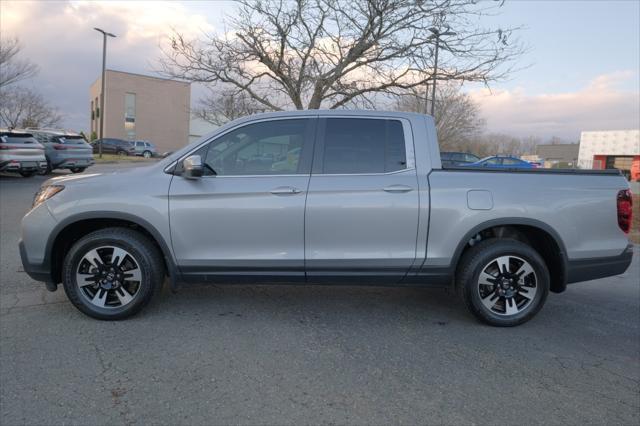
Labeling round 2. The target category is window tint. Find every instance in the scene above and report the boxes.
[321,118,406,174]
[204,119,310,176]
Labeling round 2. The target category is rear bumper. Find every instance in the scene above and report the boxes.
[52,158,95,169]
[0,160,47,172]
[566,244,634,284]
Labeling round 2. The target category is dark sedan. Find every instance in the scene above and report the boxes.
[91,138,135,156]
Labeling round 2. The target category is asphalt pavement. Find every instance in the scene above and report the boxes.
[1,164,639,425]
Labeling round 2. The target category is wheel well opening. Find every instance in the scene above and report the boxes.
[50,219,167,284]
[459,225,566,293]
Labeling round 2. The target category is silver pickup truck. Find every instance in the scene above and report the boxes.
[19,111,634,326]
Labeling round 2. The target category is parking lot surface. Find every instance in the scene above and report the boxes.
[1,164,639,425]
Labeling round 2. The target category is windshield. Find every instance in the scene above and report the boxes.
[56,135,87,144]
[0,133,38,144]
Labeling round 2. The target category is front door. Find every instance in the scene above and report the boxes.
[169,117,316,283]
[304,117,420,284]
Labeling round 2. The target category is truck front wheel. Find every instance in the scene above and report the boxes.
[61,227,164,320]
[457,239,550,327]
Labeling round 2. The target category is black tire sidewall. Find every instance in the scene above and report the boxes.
[459,239,550,327]
[62,229,162,320]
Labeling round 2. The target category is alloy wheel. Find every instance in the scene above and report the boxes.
[75,246,142,308]
[477,255,538,316]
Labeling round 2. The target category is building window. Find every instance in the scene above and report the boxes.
[124,92,136,140]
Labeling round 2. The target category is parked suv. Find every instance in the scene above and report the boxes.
[132,140,158,158]
[20,111,633,325]
[91,138,135,156]
[0,130,47,177]
[29,129,95,174]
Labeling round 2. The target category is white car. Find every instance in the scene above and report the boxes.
[0,130,48,177]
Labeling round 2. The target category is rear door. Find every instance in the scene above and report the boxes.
[304,117,420,284]
[169,117,317,282]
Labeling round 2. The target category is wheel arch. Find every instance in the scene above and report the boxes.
[451,218,568,293]
[47,212,177,285]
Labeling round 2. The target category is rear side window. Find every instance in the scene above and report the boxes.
[502,158,521,165]
[320,118,406,174]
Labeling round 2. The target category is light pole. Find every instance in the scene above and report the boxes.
[94,27,116,158]
[428,27,456,117]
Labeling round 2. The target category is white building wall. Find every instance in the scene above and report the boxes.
[189,115,219,144]
[578,130,640,168]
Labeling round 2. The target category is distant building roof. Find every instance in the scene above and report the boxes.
[536,143,580,162]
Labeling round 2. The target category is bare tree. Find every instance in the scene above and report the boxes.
[160,0,523,111]
[0,38,38,88]
[194,88,269,125]
[0,86,62,129]
[393,84,485,150]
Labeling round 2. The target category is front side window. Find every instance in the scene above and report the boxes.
[321,118,406,174]
[203,119,311,176]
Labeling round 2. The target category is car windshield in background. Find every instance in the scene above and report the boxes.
[56,135,87,144]
[0,133,38,144]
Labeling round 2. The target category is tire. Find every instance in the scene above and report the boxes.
[19,170,36,177]
[457,238,549,327]
[62,228,164,320]
[143,150,152,158]
[117,150,128,157]
[70,167,86,174]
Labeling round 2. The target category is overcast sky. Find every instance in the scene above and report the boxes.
[1,0,639,141]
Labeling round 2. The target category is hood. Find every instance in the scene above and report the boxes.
[44,164,156,187]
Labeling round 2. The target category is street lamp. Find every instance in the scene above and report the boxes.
[427,27,456,116]
[94,27,116,159]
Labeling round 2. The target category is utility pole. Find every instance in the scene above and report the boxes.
[428,27,456,117]
[94,27,116,159]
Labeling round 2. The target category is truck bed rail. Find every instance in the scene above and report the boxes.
[441,166,622,175]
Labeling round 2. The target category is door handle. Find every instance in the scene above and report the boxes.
[383,185,413,193]
[270,186,302,195]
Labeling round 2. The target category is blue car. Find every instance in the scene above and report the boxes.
[466,156,535,169]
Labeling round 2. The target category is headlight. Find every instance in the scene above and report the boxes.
[33,185,64,208]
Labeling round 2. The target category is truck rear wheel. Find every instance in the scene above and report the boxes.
[457,238,549,327]
[61,228,164,320]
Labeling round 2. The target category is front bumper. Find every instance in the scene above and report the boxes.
[566,243,634,284]
[19,203,59,284]
[19,240,52,282]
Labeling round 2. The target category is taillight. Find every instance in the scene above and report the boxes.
[53,144,68,150]
[617,189,633,234]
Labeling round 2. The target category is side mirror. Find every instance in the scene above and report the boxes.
[182,155,204,179]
